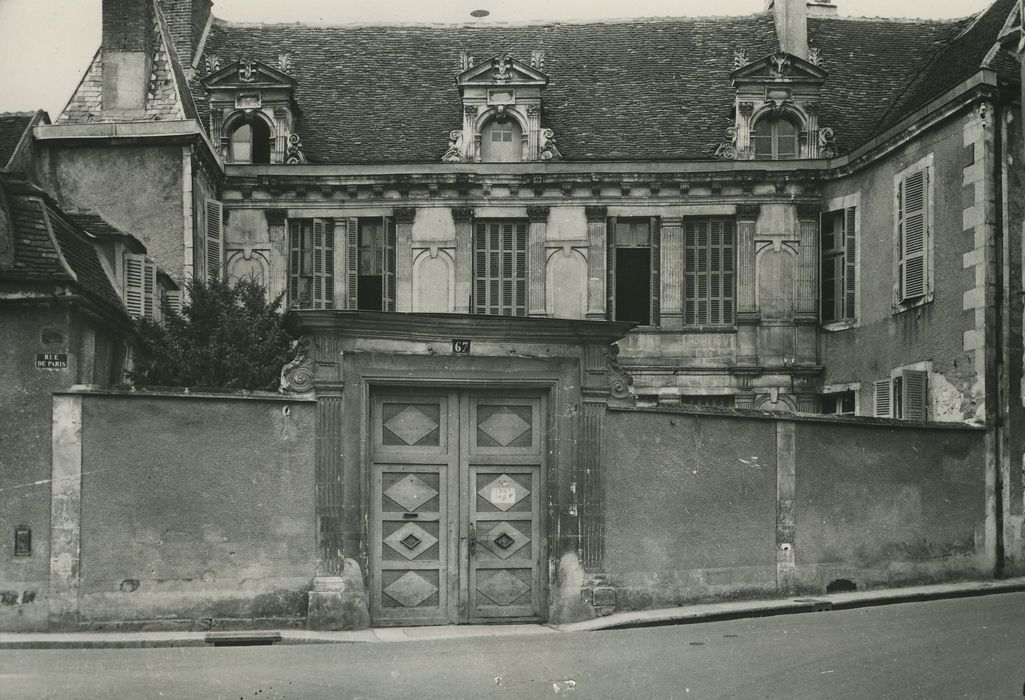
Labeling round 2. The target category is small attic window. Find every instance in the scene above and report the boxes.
[752,114,799,160]
[229,118,271,164]
[480,118,523,162]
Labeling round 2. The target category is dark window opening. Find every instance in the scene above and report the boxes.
[615,248,651,325]
[229,118,271,164]
[358,220,383,311]
[822,390,855,415]
[892,376,904,420]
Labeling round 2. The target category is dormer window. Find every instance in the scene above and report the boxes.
[752,114,799,160]
[481,118,523,162]
[229,118,272,164]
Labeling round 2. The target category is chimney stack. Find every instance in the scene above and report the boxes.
[101,0,155,111]
[765,0,836,58]
[159,0,214,67]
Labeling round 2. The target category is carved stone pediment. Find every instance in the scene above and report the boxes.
[201,58,297,89]
[730,52,828,85]
[456,54,549,88]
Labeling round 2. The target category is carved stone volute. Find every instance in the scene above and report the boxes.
[280,336,315,395]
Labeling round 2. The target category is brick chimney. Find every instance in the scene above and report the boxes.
[765,0,837,58]
[159,0,214,67]
[101,0,155,111]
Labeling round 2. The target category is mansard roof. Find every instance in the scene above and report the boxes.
[0,112,41,170]
[196,2,1018,163]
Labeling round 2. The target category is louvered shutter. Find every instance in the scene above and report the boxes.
[323,219,335,309]
[649,217,661,326]
[164,289,183,315]
[899,170,928,302]
[873,379,893,418]
[205,199,223,281]
[902,370,928,421]
[606,217,617,321]
[843,207,856,319]
[473,222,487,314]
[721,218,735,325]
[346,217,359,309]
[123,253,146,318]
[143,259,157,320]
[312,219,326,309]
[288,220,302,307]
[514,221,527,316]
[383,216,396,312]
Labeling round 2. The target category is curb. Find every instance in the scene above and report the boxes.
[2,579,1023,649]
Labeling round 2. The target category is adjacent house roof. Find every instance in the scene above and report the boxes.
[197,0,1020,163]
[0,111,41,170]
[0,176,129,320]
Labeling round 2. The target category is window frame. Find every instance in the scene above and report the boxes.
[873,368,928,420]
[226,116,272,164]
[288,218,335,310]
[820,383,859,416]
[606,216,661,327]
[682,216,736,328]
[472,219,528,316]
[751,113,801,160]
[819,195,859,331]
[893,154,935,312]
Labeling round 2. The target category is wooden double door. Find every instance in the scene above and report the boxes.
[370,390,546,625]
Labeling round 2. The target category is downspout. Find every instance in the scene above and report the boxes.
[993,100,1006,575]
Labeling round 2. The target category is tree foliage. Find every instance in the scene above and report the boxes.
[130,276,295,391]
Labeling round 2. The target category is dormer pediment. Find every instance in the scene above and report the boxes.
[730,52,828,86]
[202,59,296,90]
[457,54,549,88]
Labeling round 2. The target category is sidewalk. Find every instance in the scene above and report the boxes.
[3,577,1023,649]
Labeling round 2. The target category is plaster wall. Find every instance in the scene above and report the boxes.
[42,144,186,280]
[819,112,980,420]
[75,393,317,628]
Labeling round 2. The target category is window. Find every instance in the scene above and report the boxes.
[873,370,927,420]
[344,217,396,311]
[895,160,931,305]
[822,390,856,415]
[820,207,856,323]
[288,218,334,310]
[480,119,523,162]
[607,217,660,326]
[473,220,527,316]
[229,118,271,164]
[683,217,735,326]
[751,114,800,159]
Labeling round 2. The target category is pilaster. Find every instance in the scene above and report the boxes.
[585,206,607,320]
[49,395,83,630]
[452,207,474,313]
[527,206,549,317]
[659,216,684,329]
[736,205,760,366]
[394,207,416,313]
[776,420,796,595]
[796,205,819,316]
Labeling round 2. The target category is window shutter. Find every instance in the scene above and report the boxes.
[844,207,856,319]
[123,253,146,319]
[346,217,359,309]
[899,170,927,302]
[323,219,335,309]
[205,199,223,281]
[473,221,486,314]
[873,379,893,418]
[143,259,157,320]
[164,289,182,315]
[721,218,735,326]
[606,217,617,321]
[383,216,396,312]
[514,221,527,316]
[288,219,301,307]
[902,369,928,421]
[312,218,327,309]
[649,217,661,326]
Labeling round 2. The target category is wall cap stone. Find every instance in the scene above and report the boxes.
[54,385,316,402]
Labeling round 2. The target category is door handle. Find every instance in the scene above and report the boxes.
[468,523,476,558]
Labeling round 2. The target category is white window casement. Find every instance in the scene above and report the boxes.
[683,217,736,327]
[607,217,660,327]
[473,219,527,316]
[893,154,934,311]
[820,199,858,329]
[873,368,928,420]
[751,113,800,160]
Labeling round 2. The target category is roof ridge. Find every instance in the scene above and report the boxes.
[0,111,42,118]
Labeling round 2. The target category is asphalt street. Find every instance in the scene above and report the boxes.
[1,591,1023,699]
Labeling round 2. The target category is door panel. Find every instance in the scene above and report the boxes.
[370,391,545,626]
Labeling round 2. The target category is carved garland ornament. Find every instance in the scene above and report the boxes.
[280,337,315,394]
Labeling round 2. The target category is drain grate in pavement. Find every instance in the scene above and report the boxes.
[204,632,282,647]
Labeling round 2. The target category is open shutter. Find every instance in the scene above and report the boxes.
[323,219,335,309]
[164,289,183,316]
[312,218,326,309]
[288,220,301,307]
[844,206,856,319]
[902,370,928,421]
[205,199,223,281]
[123,253,146,318]
[606,217,617,321]
[873,379,892,418]
[514,221,527,316]
[899,170,927,302]
[649,217,661,326]
[473,222,486,314]
[383,216,396,311]
[143,259,157,320]
[346,217,359,310]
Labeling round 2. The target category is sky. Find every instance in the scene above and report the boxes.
[0,0,996,118]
